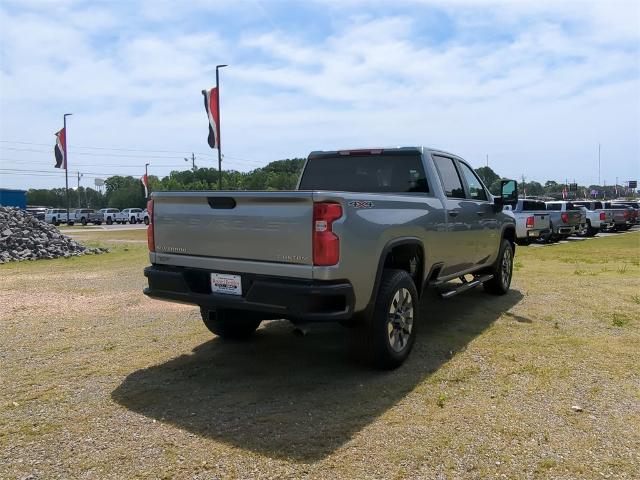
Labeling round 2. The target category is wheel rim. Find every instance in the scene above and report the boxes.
[387,288,414,352]
[501,245,513,289]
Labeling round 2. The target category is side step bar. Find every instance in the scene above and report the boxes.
[439,274,494,299]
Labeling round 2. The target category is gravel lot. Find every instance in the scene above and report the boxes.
[1,229,639,479]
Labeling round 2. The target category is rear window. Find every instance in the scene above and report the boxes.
[546,203,562,211]
[299,154,428,193]
[522,200,546,211]
[594,201,603,209]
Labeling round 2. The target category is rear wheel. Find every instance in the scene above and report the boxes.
[585,221,598,237]
[199,308,262,339]
[81,217,87,226]
[106,217,113,225]
[484,238,513,295]
[130,216,136,224]
[350,269,419,369]
[144,217,149,225]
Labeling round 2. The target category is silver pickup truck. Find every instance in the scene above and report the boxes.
[545,201,583,239]
[572,201,613,235]
[143,147,518,368]
[602,202,634,231]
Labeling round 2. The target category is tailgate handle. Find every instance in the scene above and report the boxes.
[207,197,236,209]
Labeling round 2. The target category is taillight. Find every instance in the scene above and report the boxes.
[561,212,569,223]
[525,216,534,229]
[600,212,606,221]
[146,199,155,252]
[313,202,342,266]
[623,210,629,218]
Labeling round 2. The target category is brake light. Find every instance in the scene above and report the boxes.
[313,202,342,266]
[600,212,606,221]
[338,149,383,156]
[623,210,629,218]
[147,199,155,252]
[525,216,534,229]
[561,212,569,223]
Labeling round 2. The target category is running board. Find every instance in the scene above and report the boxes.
[439,274,494,299]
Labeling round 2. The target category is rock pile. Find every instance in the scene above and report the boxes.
[0,206,108,263]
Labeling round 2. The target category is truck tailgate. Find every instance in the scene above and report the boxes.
[534,212,550,229]
[152,191,314,265]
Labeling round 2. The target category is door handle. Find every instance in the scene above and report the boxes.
[448,211,459,217]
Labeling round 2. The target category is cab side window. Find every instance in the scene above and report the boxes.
[458,162,488,201]
[433,156,465,199]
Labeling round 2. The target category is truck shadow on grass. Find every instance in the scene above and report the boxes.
[112,288,523,462]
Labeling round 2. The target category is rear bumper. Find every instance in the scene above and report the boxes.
[526,228,550,238]
[143,264,354,322]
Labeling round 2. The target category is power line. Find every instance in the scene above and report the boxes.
[0,140,266,167]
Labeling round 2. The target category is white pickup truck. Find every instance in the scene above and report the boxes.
[44,208,70,226]
[505,199,551,245]
[137,209,150,225]
[115,208,143,224]
[98,208,120,225]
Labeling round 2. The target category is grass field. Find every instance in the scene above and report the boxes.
[1,229,639,479]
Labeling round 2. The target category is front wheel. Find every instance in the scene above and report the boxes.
[350,269,419,369]
[81,218,87,226]
[144,217,149,225]
[484,239,514,295]
[199,308,262,339]
[106,217,113,225]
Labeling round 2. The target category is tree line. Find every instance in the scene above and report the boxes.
[26,159,631,209]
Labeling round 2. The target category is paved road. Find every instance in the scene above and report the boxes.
[528,224,639,247]
[63,224,147,234]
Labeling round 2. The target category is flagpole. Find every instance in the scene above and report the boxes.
[216,64,228,190]
[63,113,72,221]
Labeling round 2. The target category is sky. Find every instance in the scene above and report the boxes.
[0,0,639,190]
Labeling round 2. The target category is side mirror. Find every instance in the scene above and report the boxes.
[496,179,518,208]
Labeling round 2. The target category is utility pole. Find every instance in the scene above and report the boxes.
[63,113,72,221]
[216,64,228,190]
[77,172,83,207]
[184,153,197,171]
[486,154,489,168]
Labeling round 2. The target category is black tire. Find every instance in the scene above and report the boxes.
[515,239,531,246]
[130,216,136,224]
[484,238,514,295]
[95,221,102,225]
[199,308,261,339]
[81,217,87,226]
[585,221,598,237]
[350,269,419,369]
[144,217,149,225]
[106,217,113,225]
[68,222,74,226]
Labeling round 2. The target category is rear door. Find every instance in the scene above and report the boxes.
[432,155,476,274]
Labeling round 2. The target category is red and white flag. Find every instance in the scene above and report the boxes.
[202,87,220,149]
[141,173,149,197]
[54,128,66,169]
[562,186,568,199]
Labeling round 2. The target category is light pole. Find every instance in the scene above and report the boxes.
[216,64,228,190]
[63,113,72,220]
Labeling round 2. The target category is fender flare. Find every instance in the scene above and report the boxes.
[357,237,425,319]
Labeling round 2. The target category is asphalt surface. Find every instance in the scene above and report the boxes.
[63,223,147,233]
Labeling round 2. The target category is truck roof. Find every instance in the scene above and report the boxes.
[308,146,462,160]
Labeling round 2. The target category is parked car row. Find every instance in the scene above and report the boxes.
[506,199,638,245]
[41,207,149,226]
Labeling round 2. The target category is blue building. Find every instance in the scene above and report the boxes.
[0,188,27,209]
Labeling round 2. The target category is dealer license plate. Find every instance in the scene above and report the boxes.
[210,273,242,296]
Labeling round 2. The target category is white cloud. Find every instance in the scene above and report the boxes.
[0,0,638,190]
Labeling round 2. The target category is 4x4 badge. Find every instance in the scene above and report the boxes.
[348,200,374,209]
